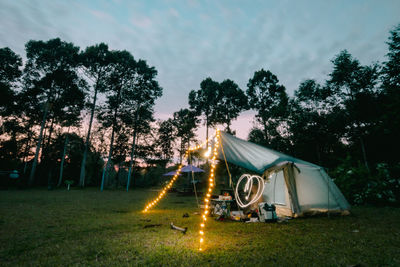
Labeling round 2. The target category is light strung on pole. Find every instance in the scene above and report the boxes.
[143,163,184,213]
[204,146,211,158]
[143,135,214,213]
[142,129,222,252]
[199,129,221,251]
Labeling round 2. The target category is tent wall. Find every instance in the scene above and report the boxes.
[261,163,350,217]
[217,131,350,217]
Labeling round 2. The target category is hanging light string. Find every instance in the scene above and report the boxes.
[188,135,213,152]
[199,129,221,251]
[143,134,216,213]
[143,129,221,252]
[143,162,184,212]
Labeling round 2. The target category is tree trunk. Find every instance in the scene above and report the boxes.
[359,136,369,172]
[226,122,231,134]
[126,128,138,192]
[29,102,50,185]
[206,117,209,146]
[263,119,269,145]
[316,143,322,166]
[40,112,55,163]
[115,162,121,189]
[45,116,55,153]
[101,87,121,191]
[47,167,53,190]
[180,137,184,164]
[57,134,69,187]
[40,122,49,163]
[22,126,33,174]
[101,121,116,191]
[79,82,99,187]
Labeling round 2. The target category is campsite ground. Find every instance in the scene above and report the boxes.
[0,188,399,266]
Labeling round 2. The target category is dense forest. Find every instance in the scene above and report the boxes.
[1,24,399,206]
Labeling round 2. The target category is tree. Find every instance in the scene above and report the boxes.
[173,108,199,163]
[217,79,248,133]
[98,51,162,191]
[156,118,176,165]
[98,50,133,191]
[188,77,220,143]
[0,47,22,116]
[121,59,162,191]
[24,38,84,185]
[288,80,346,166]
[78,43,113,187]
[0,48,23,170]
[381,24,400,164]
[327,50,380,171]
[246,69,289,149]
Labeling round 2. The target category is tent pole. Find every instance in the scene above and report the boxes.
[218,134,233,189]
[327,169,330,218]
[189,152,199,207]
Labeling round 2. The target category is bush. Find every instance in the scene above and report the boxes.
[330,157,400,205]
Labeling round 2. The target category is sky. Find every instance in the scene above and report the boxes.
[1,0,399,140]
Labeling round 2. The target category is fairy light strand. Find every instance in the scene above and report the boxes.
[142,129,222,253]
[143,150,190,212]
[143,163,183,212]
[199,129,220,251]
[143,134,215,213]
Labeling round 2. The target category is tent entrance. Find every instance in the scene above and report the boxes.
[263,163,301,217]
[263,169,293,217]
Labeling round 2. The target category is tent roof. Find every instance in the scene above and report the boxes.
[217,131,320,174]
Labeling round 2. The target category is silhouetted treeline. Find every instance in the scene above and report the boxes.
[1,24,399,205]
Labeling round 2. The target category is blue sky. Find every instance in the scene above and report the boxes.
[1,0,399,138]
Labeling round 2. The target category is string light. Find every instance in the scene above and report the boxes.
[188,136,213,151]
[142,128,223,252]
[204,146,211,158]
[143,164,184,213]
[199,129,221,251]
[143,133,216,213]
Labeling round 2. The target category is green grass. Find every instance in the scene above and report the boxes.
[0,188,399,266]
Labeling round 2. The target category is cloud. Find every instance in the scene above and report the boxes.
[1,0,399,139]
[90,10,114,22]
[131,15,153,29]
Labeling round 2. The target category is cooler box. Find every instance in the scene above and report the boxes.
[258,202,277,222]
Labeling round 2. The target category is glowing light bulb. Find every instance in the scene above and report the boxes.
[204,147,211,158]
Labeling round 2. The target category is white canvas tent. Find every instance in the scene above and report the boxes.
[217,132,350,217]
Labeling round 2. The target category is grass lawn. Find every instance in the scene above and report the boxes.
[0,188,399,266]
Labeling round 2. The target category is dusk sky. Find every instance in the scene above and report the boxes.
[1,0,399,139]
